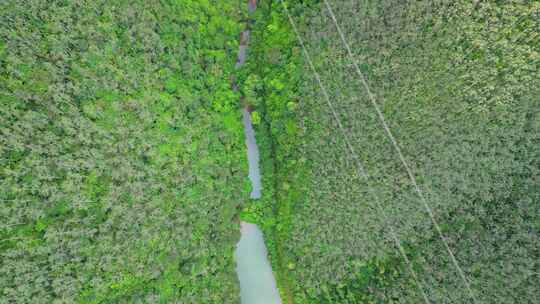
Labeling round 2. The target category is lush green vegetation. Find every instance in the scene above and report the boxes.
[0,0,249,302]
[237,1,308,302]
[245,0,539,303]
[1,0,538,303]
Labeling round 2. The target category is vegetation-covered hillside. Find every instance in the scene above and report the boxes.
[0,1,248,303]
[245,0,539,303]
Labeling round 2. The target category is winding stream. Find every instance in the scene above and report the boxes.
[234,1,282,303]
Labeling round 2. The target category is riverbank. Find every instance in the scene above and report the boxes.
[235,1,305,303]
[233,1,282,303]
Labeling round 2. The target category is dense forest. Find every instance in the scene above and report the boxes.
[1,1,248,302]
[1,0,539,303]
[246,0,539,303]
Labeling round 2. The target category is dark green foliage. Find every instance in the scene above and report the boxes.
[248,0,539,303]
[0,0,248,303]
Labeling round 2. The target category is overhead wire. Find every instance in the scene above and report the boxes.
[278,1,431,303]
[321,1,478,302]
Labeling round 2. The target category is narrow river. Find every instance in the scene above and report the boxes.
[234,1,282,303]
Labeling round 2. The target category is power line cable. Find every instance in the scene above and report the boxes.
[320,1,478,303]
[278,2,431,303]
